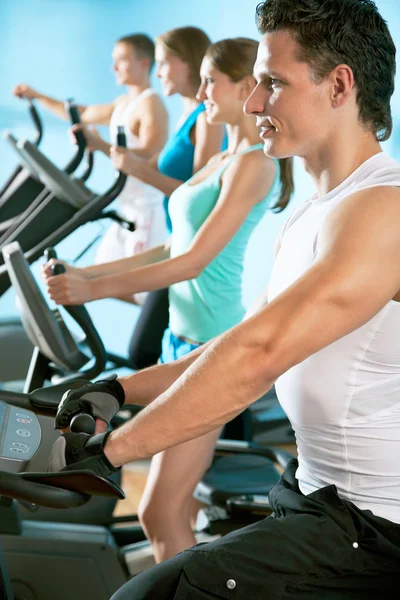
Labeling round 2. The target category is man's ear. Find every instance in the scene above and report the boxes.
[329,64,354,109]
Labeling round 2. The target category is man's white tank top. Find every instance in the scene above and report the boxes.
[109,88,164,217]
[94,89,167,289]
[268,152,400,523]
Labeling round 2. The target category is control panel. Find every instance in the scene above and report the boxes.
[0,401,41,473]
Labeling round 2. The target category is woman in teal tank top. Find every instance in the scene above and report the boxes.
[44,38,294,562]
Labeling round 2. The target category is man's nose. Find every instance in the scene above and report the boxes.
[244,84,265,116]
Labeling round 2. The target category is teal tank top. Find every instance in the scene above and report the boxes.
[157,104,206,234]
[168,145,280,343]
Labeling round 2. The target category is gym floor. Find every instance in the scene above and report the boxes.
[114,460,151,517]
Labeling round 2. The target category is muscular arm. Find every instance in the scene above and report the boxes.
[125,94,168,159]
[119,340,211,405]
[32,92,77,121]
[105,186,400,465]
[12,84,116,123]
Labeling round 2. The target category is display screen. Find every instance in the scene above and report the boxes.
[0,402,5,430]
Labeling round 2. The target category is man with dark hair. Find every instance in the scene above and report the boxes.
[49,1,400,597]
[117,33,156,72]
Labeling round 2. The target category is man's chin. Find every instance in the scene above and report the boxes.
[262,139,292,160]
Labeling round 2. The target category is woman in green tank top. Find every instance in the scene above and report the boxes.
[44,38,294,562]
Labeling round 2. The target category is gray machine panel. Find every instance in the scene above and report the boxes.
[18,139,92,208]
[2,242,87,372]
[0,401,41,472]
[4,132,41,180]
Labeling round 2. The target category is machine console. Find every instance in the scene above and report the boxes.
[0,401,41,473]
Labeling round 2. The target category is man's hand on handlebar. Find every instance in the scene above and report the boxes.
[69,123,103,152]
[47,430,119,477]
[55,376,125,431]
[110,145,144,176]
[47,376,125,475]
[13,83,39,100]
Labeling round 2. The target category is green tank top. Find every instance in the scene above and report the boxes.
[168,144,280,343]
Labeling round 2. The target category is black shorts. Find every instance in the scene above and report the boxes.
[127,288,169,370]
[112,459,400,599]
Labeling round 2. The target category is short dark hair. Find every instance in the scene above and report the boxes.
[117,34,155,71]
[256,0,396,141]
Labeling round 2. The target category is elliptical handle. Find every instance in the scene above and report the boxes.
[63,98,86,175]
[65,98,84,126]
[44,247,65,276]
[116,125,126,148]
[42,247,107,381]
[27,99,43,147]
[70,412,96,434]
[109,125,127,199]
[79,149,94,182]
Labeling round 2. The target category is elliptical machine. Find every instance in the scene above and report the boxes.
[0,98,96,385]
[0,98,93,238]
[0,118,131,389]
[0,99,44,223]
[0,383,128,600]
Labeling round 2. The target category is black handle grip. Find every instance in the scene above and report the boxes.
[65,98,81,125]
[44,247,65,276]
[79,150,94,182]
[41,249,107,382]
[65,98,85,146]
[44,247,57,262]
[116,125,126,148]
[27,99,43,147]
[63,98,86,175]
[70,413,96,435]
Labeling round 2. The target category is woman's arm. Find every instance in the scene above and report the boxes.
[46,151,276,305]
[109,147,188,197]
[82,242,170,278]
[43,241,170,284]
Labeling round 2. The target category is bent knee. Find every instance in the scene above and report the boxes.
[138,495,189,531]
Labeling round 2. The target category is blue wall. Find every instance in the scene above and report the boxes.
[0,0,399,356]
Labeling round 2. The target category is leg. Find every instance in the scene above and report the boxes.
[127,288,170,369]
[138,427,222,563]
[110,551,190,600]
[117,479,400,600]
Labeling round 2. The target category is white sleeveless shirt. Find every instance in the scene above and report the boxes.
[268,152,400,523]
[95,89,167,275]
[109,88,164,216]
